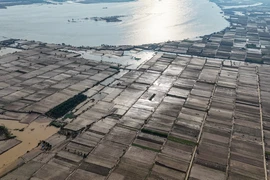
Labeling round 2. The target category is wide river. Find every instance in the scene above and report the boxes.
[0,0,229,46]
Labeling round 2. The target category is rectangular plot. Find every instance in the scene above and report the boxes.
[0,139,21,155]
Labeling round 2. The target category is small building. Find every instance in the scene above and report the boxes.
[60,123,85,138]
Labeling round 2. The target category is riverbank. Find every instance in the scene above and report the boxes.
[2,0,268,64]
[84,0,270,64]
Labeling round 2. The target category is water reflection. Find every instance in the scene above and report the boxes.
[145,0,175,42]
[0,0,229,46]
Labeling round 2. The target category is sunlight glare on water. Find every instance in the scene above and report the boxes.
[0,0,229,46]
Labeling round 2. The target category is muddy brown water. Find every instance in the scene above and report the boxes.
[0,119,58,175]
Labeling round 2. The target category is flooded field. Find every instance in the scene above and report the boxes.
[0,48,21,56]
[0,119,58,174]
[0,0,228,46]
[69,49,156,69]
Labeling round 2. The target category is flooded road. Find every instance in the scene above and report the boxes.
[0,118,58,174]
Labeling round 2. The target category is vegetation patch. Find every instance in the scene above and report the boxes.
[62,112,76,120]
[265,151,270,160]
[46,94,87,119]
[141,128,168,138]
[168,136,197,146]
[132,143,160,152]
[49,121,66,128]
[245,58,264,64]
[246,44,260,49]
[0,126,16,139]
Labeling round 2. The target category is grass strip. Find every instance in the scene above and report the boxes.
[168,136,197,146]
[141,128,168,138]
[132,143,160,152]
[245,58,263,64]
